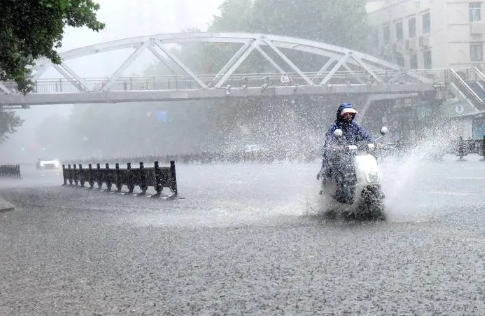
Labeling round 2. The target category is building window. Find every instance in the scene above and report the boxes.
[410,53,418,69]
[422,12,431,34]
[470,3,482,22]
[383,23,390,44]
[408,17,416,38]
[372,30,379,48]
[395,21,404,41]
[395,53,405,67]
[423,50,432,68]
[471,43,483,61]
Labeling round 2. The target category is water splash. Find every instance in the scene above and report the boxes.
[380,137,448,222]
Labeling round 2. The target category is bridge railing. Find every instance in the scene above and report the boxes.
[0,69,447,94]
[473,67,485,88]
[448,67,484,107]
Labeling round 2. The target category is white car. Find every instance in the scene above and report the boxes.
[36,158,61,170]
[244,144,265,153]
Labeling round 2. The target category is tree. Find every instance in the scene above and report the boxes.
[0,0,104,144]
[0,0,105,94]
[251,0,370,51]
[249,0,370,72]
[167,0,371,79]
[0,109,23,143]
[209,0,254,33]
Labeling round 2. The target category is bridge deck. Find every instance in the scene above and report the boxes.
[0,83,436,106]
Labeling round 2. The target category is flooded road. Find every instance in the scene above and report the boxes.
[1,156,485,315]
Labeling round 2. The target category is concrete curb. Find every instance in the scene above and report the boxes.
[0,197,14,212]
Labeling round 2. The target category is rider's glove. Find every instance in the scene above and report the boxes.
[330,144,344,151]
[316,169,324,180]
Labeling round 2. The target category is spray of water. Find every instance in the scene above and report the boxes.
[381,135,452,222]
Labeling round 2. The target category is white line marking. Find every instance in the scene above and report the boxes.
[446,177,485,180]
[426,191,472,196]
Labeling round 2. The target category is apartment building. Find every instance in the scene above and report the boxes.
[367,0,485,71]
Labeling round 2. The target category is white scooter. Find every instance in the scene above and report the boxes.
[318,126,388,220]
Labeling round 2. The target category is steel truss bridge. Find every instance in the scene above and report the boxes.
[0,32,446,108]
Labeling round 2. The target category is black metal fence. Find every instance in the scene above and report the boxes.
[0,164,21,178]
[375,136,485,161]
[455,136,485,159]
[62,161,178,198]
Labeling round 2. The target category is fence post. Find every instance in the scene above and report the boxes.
[481,135,485,161]
[96,163,102,189]
[88,164,94,189]
[115,163,122,192]
[73,164,78,186]
[79,164,85,187]
[127,163,134,193]
[154,161,162,196]
[139,162,147,194]
[170,160,178,196]
[62,164,67,185]
[457,136,466,161]
[68,164,73,185]
[105,163,112,191]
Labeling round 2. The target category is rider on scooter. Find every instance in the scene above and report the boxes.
[317,102,374,204]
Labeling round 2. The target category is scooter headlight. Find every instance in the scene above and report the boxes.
[367,171,379,183]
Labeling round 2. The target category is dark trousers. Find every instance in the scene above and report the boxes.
[322,150,355,204]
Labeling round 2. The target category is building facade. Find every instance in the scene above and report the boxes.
[368,0,485,71]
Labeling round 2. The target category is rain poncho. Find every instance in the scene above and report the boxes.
[323,103,373,150]
[319,103,374,179]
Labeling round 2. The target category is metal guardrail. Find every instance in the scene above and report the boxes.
[377,136,485,161]
[0,164,21,178]
[448,67,484,110]
[454,137,485,160]
[62,161,178,198]
[474,67,485,82]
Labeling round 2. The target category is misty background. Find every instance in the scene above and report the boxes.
[0,0,386,163]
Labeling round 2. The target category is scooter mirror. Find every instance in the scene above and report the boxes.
[333,129,343,137]
[380,126,389,135]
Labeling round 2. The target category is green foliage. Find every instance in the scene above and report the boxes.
[251,0,370,51]
[0,0,104,144]
[209,0,254,33]
[169,0,371,78]
[0,109,24,143]
[0,0,105,94]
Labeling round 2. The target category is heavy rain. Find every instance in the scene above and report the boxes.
[1,0,485,314]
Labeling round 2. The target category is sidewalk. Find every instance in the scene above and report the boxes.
[0,197,14,212]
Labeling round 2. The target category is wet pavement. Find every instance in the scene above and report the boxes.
[1,155,485,315]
